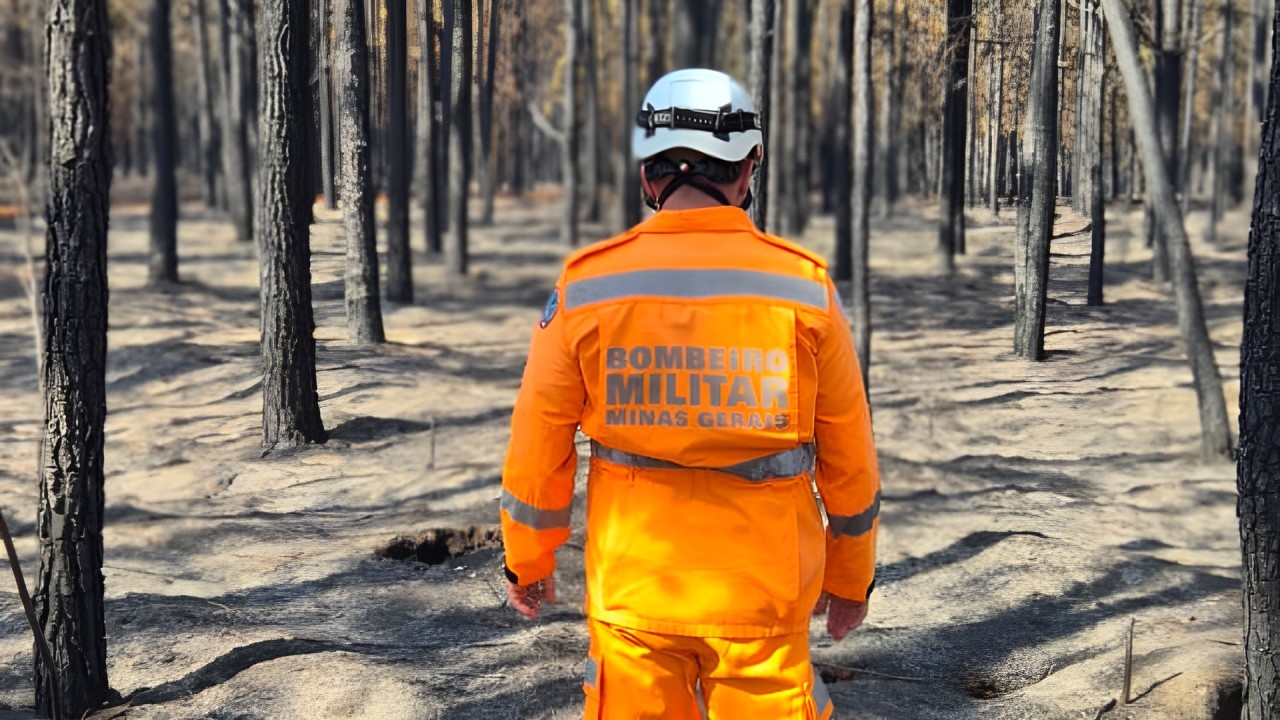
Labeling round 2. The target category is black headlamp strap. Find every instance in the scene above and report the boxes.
[638,103,762,140]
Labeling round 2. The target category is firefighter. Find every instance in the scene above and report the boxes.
[500,68,880,719]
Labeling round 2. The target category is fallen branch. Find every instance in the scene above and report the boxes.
[1122,617,1135,703]
[0,507,59,717]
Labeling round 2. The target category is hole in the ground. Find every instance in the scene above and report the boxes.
[377,526,503,565]
[1212,676,1242,720]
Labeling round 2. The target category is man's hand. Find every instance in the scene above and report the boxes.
[507,575,556,620]
[813,592,868,641]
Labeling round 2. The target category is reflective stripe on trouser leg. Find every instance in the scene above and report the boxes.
[812,668,834,719]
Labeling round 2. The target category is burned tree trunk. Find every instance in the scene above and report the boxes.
[989,0,1006,215]
[1207,0,1237,244]
[384,0,412,301]
[219,0,256,244]
[748,0,776,230]
[1238,5,1280,711]
[582,0,600,224]
[192,0,221,209]
[832,0,852,282]
[479,0,501,226]
[938,0,972,275]
[1014,0,1060,360]
[1178,0,1204,216]
[149,0,179,285]
[257,0,328,449]
[618,0,641,229]
[878,0,900,218]
[644,0,667,88]
[317,0,336,210]
[562,0,580,246]
[334,0,385,344]
[1103,0,1232,460]
[36,0,113,715]
[417,0,444,254]
[850,0,872,387]
[444,0,473,271]
[1073,0,1105,216]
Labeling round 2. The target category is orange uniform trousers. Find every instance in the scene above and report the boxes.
[583,620,834,720]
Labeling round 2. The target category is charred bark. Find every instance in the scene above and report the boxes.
[417,0,444,254]
[444,0,473,271]
[938,0,972,275]
[334,0,385,344]
[851,0,872,390]
[748,0,776,230]
[317,0,336,210]
[479,0,501,226]
[562,0,580,246]
[385,0,412,301]
[832,0,852,282]
[256,0,328,449]
[1014,0,1060,360]
[36,0,113,715]
[618,0,641,229]
[192,0,221,209]
[219,0,256,244]
[148,0,179,285]
[1238,6,1280,712]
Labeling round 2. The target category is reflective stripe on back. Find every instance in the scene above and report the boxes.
[591,441,815,482]
[829,490,881,539]
[563,269,829,311]
[500,489,572,531]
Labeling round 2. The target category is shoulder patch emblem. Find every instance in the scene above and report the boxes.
[540,288,560,328]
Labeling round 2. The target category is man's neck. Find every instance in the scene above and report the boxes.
[660,186,733,212]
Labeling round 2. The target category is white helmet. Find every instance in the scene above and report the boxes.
[632,69,763,164]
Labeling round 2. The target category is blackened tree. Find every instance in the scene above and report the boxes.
[256,0,328,449]
[36,0,113,714]
[148,0,179,285]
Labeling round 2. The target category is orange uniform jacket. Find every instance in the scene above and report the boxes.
[501,206,880,638]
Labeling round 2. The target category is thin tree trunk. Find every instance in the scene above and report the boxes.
[1014,0,1060,361]
[645,0,667,88]
[36,1,112,714]
[1150,0,1183,282]
[832,0,852,282]
[1075,0,1105,217]
[791,0,814,234]
[938,0,972,274]
[1208,0,1237,243]
[1178,0,1203,215]
[1237,5,1280,711]
[335,0,385,344]
[878,0,899,218]
[1103,0,1232,460]
[768,0,788,234]
[148,0,179,285]
[417,0,444,254]
[385,0,412,301]
[965,21,977,210]
[317,0,337,210]
[257,0,328,450]
[192,0,221,209]
[479,0,501,226]
[748,0,776,230]
[851,0,872,389]
[1088,161,1106,305]
[132,42,150,177]
[619,0,641,229]
[582,0,600,223]
[445,0,473,270]
[219,0,255,243]
[989,0,1005,216]
[562,0,580,246]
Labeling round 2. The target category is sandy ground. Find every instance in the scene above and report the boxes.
[0,186,1252,719]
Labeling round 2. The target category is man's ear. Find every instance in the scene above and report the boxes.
[734,159,756,205]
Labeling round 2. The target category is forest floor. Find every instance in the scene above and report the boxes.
[0,185,1251,719]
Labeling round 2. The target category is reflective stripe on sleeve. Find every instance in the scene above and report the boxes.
[828,490,881,539]
[500,489,572,531]
[563,269,829,310]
